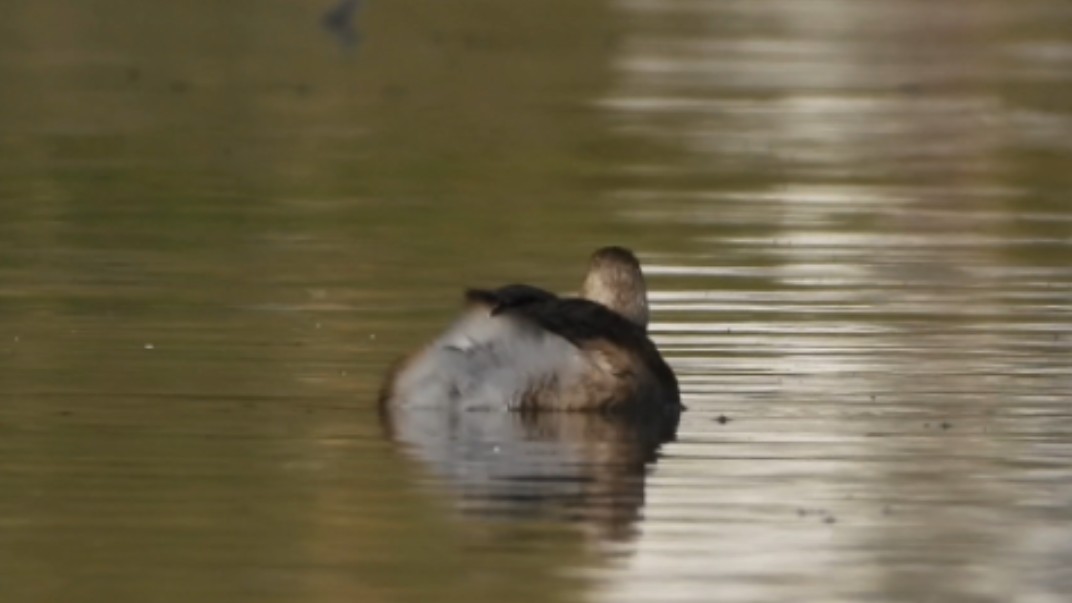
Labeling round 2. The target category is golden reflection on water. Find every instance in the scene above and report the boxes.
[1,0,1071,602]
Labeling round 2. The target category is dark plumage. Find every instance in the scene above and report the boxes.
[465,284,558,314]
[508,297,679,405]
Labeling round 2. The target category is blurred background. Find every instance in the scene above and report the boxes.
[2,1,1071,602]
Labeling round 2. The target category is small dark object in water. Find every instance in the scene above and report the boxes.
[823,515,837,524]
[941,421,952,430]
[322,0,362,47]
[715,415,730,424]
[465,284,558,314]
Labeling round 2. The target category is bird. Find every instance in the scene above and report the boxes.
[379,246,680,413]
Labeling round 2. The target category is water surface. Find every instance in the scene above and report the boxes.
[1,1,1071,602]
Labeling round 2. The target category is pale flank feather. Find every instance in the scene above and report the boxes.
[388,307,588,410]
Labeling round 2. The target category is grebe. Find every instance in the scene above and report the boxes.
[379,247,680,412]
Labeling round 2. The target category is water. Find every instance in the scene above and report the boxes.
[2,1,1071,602]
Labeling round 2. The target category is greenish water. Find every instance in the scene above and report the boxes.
[2,1,1071,602]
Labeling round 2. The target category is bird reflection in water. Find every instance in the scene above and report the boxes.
[381,407,679,542]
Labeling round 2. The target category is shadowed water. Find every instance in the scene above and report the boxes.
[1,1,1071,602]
